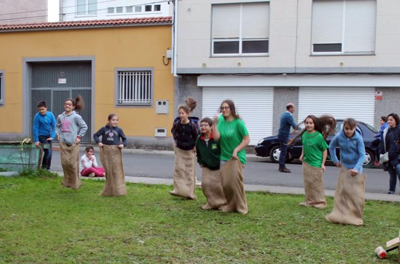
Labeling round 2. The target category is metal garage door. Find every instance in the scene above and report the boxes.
[30,62,92,143]
[298,87,375,125]
[202,87,273,145]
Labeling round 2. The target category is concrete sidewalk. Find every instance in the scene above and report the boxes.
[53,146,266,161]
[53,170,400,203]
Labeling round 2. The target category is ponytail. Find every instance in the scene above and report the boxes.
[65,95,85,111]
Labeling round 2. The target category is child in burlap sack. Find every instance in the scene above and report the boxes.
[213,100,250,215]
[170,97,199,199]
[56,95,88,190]
[93,114,127,196]
[326,118,366,225]
[196,117,226,210]
[291,115,336,208]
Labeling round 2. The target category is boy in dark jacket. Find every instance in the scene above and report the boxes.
[196,117,226,210]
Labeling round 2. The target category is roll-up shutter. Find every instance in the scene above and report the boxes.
[202,87,273,145]
[298,87,375,125]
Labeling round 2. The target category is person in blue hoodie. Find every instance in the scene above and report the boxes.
[32,101,56,170]
[326,118,366,225]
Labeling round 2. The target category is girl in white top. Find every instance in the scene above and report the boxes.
[80,146,105,177]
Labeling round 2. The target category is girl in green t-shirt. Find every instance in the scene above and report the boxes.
[213,100,250,215]
[292,115,336,208]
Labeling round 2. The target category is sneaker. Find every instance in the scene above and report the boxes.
[374,161,379,167]
[279,167,291,173]
[88,173,95,178]
[387,191,395,194]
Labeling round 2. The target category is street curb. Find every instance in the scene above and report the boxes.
[52,147,269,162]
[51,171,400,203]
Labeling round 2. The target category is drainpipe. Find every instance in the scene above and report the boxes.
[172,0,179,77]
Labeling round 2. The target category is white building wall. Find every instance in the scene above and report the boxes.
[61,0,171,21]
[177,0,400,72]
[0,0,47,25]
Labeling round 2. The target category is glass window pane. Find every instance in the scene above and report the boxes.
[313,43,342,52]
[242,40,269,53]
[135,6,142,12]
[77,0,86,15]
[212,4,240,39]
[126,6,133,13]
[88,0,97,15]
[116,6,123,13]
[213,41,239,54]
[145,5,152,12]
[154,5,161,11]
[107,7,114,14]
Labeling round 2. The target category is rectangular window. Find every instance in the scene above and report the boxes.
[116,6,123,13]
[145,5,152,12]
[0,72,3,105]
[107,7,114,14]
[117,70,153,106]
[154,4,161,11]
[312,0,376,54]
[77,0,86,15]
[126,6,133,13]
[135,6,142,12]
[211,3,270,56]
[77,0,97,15]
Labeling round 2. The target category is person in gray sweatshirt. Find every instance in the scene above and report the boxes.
[56,95,88,189]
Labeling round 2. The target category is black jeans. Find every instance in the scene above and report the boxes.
[39,135,52,170]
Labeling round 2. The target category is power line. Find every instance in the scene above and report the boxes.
[0,0,169,23]
[0,0,117,17]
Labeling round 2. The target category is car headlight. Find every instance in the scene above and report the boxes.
[257,138,264,145]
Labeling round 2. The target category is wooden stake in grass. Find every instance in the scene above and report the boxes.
[385,231,400,263]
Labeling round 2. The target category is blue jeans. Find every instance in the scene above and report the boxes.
[39,135,52,170]
[278,135,289,169]
[386,162,400,193]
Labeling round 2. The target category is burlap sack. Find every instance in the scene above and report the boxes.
[169,147,196,199]
[60,143,82,190]
[100,145,126,196]
[201,167,226,210]
[325,167,366,225]
[301,162,327,208]
[220,159,248,215]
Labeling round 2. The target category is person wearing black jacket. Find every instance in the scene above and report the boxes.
[380,113,400,194]
[169,97,199,199]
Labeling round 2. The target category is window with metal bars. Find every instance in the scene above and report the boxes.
[117,70,152,106]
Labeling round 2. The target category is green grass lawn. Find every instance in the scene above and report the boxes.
[0,173,399,264]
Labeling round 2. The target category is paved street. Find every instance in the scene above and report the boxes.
[49,149,396,195]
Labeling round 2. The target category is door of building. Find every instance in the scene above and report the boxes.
[30,61,92,143]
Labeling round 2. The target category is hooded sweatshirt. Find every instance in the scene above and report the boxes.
[329,129,365,174]
[93,124,127,147]
[56,111,88,145]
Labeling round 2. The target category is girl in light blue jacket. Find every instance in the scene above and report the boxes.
[326,118,366,226]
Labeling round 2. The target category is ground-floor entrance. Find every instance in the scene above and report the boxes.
[30,61,92,143]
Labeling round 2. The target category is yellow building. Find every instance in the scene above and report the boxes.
[0,17,175,148]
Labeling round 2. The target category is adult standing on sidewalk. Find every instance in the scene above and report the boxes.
[380,113,400,194]
[278,103,296,173]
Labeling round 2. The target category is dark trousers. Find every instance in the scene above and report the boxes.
[371,138,381,162]
[39,135,52,170]
[386,162,400,193]
[278,134,289,169]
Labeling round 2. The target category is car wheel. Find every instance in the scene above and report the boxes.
[363,149,374,168]
[269,145,290,163]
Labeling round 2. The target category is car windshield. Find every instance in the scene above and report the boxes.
[363,122,378,133]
